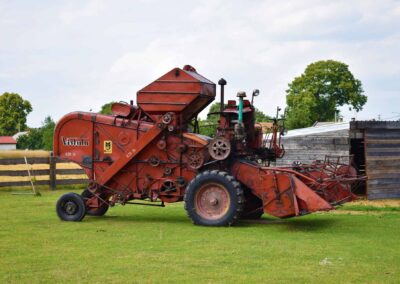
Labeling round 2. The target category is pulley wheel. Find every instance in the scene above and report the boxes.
[188,152,204,169]
[161,180,176,193]
[148,156,160,167]
[208,137,231,160]
[164,167,172,176]
[162,113,173,124]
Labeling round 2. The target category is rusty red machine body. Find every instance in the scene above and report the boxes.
[55,65,361,225]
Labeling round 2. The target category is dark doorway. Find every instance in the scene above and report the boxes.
[350,138,366,195]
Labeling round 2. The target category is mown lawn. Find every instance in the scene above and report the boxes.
[0,189,399,283]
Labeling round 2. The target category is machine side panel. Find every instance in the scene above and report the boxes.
[54,115,94,178]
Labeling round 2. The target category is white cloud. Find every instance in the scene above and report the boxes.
[0,0,399,126]
[59,0,105,25]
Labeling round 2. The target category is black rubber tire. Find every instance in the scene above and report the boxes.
[184,170,244,226]
[56,192,86,221]
[81,189,109,217]
[242,189,264,220]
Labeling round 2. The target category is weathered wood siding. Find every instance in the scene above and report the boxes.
[365,129,400,200]
[275,129,349,166]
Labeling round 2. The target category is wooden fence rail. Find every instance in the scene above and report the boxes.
[0,155,88,189]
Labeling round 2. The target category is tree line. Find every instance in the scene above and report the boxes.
[0,60,367,150]
[0,92,55,150]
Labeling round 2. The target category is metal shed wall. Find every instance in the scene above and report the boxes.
[275,129,350,166]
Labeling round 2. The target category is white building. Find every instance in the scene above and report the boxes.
[0,136,17,150]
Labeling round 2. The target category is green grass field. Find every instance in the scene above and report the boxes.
[0,190,399,283]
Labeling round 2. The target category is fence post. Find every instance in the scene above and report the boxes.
[49,152,56,190]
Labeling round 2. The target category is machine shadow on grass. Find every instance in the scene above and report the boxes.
[275,218,337,231]
[84,212,337,232]
[84,214,189,225]
[238,216,337,231]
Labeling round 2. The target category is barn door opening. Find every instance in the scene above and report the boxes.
[350,138,366,195]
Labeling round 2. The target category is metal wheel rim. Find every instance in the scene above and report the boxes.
[63,200,78,215]
[194,182,230,220]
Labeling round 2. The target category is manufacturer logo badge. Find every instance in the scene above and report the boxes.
[104,140,112,154]
[62,137,89,147]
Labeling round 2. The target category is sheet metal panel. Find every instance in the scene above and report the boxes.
[276,136,349,166]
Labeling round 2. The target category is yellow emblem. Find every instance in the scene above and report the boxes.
[104,140,112,154]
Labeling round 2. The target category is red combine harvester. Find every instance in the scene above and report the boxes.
[54,65,360,226]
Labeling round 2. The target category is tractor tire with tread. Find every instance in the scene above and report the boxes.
[184,170,244,226]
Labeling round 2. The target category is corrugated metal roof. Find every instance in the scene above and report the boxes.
[0,136,17,144]
[284,122,349,138]
[350,120,400,130]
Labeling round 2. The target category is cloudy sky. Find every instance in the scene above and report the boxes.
[1,0,399,127]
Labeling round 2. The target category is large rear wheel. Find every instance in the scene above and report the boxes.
[184,170,244,226]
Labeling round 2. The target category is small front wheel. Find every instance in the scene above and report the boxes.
[56,192,86,221]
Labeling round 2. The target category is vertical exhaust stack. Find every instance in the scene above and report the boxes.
[218,78,227,112]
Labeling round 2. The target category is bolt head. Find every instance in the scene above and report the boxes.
[209,198,218,206]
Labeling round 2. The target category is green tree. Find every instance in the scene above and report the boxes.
[16,116,55,150]
[41,116,55,150]
[198,103,219,137]
[285,60,367,129]
[17,128,43,150]
[254,108,271,122]
[99,102,115,115]
[0,92,32,135]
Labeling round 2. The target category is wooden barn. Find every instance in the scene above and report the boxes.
[350,121,400,200]
[274,121,400,200]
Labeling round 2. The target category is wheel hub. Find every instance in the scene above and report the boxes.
[209,198,218,206]
[64,201,77,215]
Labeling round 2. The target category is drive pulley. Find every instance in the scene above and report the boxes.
[208,137,231,160]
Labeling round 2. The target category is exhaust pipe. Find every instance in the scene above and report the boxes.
[218,78,227,113]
